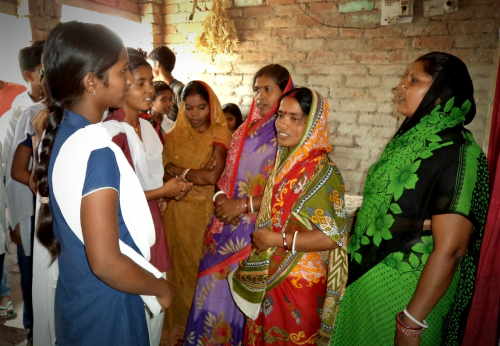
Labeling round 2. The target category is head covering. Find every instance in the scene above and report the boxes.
[230,89,348,345]
[164,81,231,169]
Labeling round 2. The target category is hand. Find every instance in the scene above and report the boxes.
[31,109,49,141]
[157,198,167,215]
[164,163,179,177]
[161,177,192,199]
[251,227,276,254]
[29,167,37,195]
[394,330,420,346]
[156,280,175,312]
[10,224,22,246]
[202,157,217,171]
[215,198,244,225]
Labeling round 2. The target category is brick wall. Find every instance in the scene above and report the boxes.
[160,0,500,194]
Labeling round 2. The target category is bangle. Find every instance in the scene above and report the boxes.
[246,197,250,213]
[182,168,190,178]
[396,312,423,338]
[213,191,226,203]
[249,195,254,213]
[166,168,177,178]
[291,231,298,254]
[403,309,429,329]
[282,232,288,251]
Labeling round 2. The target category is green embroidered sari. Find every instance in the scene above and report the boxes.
[331,54,490,345]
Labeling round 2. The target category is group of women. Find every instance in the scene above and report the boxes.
[30,20,489,346]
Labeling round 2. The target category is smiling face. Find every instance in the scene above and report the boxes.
[184,93,210,132]
[253,75,283,116]
[125,65,154,112]
[396,60,434,118]
[152,89,174,118]
[275,97,307,148]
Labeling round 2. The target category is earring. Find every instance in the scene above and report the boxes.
[435,97,441,106]
[92,90,96,96]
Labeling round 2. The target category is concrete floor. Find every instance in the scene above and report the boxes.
[3,240,28,346]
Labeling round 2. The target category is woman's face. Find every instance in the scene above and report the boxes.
[126,65,154,112]
[396,60,434,118]
[254,75,283,116]
[224,111,237,133]
[152,89,174,116]
[276,97,307,148]
[184,93,210,132]
[98,47,132,109]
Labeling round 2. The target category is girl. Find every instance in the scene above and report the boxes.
[222,103,243,134]
[142,81,175,138]
[161,81,231,345]
[37,22,174,345]
[104,49,190,346]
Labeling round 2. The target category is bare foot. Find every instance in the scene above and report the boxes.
[0,325,28,345]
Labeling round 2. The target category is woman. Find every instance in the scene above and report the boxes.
[229,88,347,346]
[183,65,292,346]
[161,81,231,345]
[330,52,489,346]
[36,22,174,345]
[105,50,191,346]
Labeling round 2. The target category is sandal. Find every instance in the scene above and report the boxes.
[0,301,17,321]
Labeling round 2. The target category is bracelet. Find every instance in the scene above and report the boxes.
[282,232,288,251]
[396,312,423,338]
[403,309,429,329]
[249,195,254,213]
[166,168,177,178]
[213,190,226,203]
[291,231,298,254]
[182,168,190,178]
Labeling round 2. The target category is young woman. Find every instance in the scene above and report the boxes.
[37,22,174,345]
[142,81,175,138]
[222,103,243,134]
[161,81,231,345]
[184,65,293,346]
[229,88,347,346]
[330,52,489,346]
[104,49,190,346]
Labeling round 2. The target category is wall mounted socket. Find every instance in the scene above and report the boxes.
[423,0,458,17]
[381,0,413,25]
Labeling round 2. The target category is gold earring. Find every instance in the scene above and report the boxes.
[93,90,96,96]
[435,97,441,106]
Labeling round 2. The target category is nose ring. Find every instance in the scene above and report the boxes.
[400,84,406,91]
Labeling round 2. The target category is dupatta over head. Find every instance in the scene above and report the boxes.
[163,81,231,169]
[346,53,489,344]
[229,89,348,345]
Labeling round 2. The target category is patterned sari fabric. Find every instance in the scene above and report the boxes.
[140,112,166,145]
[330,56,490,346]
[161,82,231,346]
[183,76,293,346]
[229,90,348,346]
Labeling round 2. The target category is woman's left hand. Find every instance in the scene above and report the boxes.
[215,198,243,225]
[251,227,276,254]
[394,331,420,346]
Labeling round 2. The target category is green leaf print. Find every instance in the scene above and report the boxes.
[427,134,441,143]
[354,252,362,264]
[387,160,421,201]
[444,97,455,112]
[389,203,403,214]
[396,261,413,273]
[361,236,370,245]
[366,202,394,246]
[411,236,433,265]
[409,253,420,268]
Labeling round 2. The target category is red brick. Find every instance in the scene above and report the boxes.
[163,33,187,44]
[54,3,62,18]
[352,52,362,63]
[176,23,201,33]
[307,51,343,63]
[432,7,474,20]
[164,13,187,24]
[477,48,497,62]
[361,52,390,63]
[262,18,288,28]
[309,2,334,13]
[451,49,475,62]
[325,14,345,26]
[241,52,274,62]
[272,28,302,38]
[226,8,243,18]
[162,4,178,14]
[163,25,177,34]
[363,25,401,38]
[29,16,47,30]
[44,0,56,17]
[258,42,287,52]
[31,28,50,41]
[244,6,274,17]
[413,36,454,49]
[267,0,295,4]
[402,17,447,36]
[273,52,306,63]
[48,18,60,30]
[93,0,116,7]
[454,34,497,48]
[293,38,326,51]
[371,38,407,50]
[389,51,423,63]
[296,15,322,26]
[153,34,162,44]
[234,18,259,29]
[239,30,269,41]
[305,27,337,38]
[140,3,161,14]
[339,28,363,38]
[298,0,324,3]
[233,41,256,51]
[345,12,379,27]
[448,19,495,34]
[276,5,303,15]
[475,4,500,18]
[142,13,162,23]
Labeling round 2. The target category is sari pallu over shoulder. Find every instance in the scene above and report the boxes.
[229,90,348,346]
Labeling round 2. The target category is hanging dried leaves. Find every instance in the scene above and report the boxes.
[194,0,239,56]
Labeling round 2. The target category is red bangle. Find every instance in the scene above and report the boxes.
[282,232,288,251]
[396,311,423,338]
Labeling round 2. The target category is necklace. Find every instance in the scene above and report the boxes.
[134,122,140,134]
